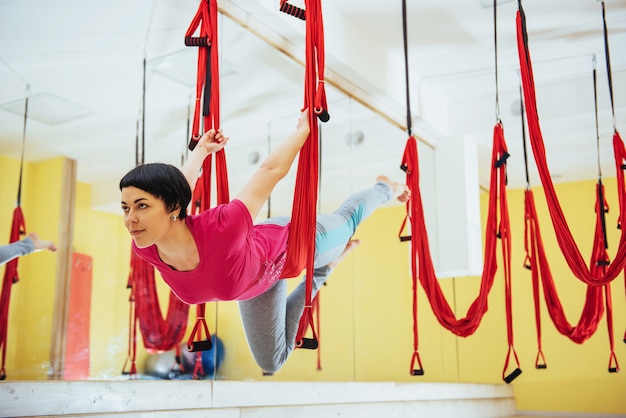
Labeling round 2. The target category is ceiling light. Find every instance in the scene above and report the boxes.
[1,93,93,125]
[150,48,237,87]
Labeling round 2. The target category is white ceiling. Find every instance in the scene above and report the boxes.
[1,0,626,217]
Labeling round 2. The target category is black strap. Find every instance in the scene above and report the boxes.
[592,58,610,250]
[593,59,602,179]
[184,94,191,165]
[519,84,530,187]
[16,86,29,207]
[280,2,306,20]
[203,46,212,118]
[517,1,531,71]
[600,1,616,130]
[402,0,412,137]
[136,57,146,167]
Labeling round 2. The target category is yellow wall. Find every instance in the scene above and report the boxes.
[73,180,138,378]
[1,153,624,413]
[495,179,626,414]
[1,156,62,379]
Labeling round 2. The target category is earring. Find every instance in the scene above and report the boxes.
[171,214,178,221]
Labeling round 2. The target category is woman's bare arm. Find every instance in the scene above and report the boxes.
[235,110,310,220]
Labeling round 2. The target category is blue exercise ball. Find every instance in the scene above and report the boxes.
[181,335,225,379]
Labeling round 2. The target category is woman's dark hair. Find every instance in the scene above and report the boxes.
[119,163,192,219]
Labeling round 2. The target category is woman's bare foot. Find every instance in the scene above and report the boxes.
[29,233,57,252]
[376,175,410,203]
[327,239,360,269]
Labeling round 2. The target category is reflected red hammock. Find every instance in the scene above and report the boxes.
[123,251,190,377]
[0,206,26,380]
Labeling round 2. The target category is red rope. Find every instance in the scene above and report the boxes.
[0,206,26,380]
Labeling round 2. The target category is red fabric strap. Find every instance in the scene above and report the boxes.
[185,0,227,378]
[279,0,325,350]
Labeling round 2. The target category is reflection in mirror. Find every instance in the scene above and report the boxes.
[1,7,434,383]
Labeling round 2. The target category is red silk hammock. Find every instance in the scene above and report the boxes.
[122,55,190,378]
[0,87,29,380]
[399,0,521,383]
[516,0,626,286]
[177,0,226,379]
[278,0,328,352]
[516,0,621,372]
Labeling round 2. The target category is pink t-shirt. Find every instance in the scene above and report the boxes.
[133,199,290,304]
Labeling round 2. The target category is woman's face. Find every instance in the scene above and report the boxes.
[121,186,174,248]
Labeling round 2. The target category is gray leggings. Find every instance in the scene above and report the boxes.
[238,180,393,373]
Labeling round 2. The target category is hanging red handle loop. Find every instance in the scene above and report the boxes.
[398,213,412,242]
[535,350,547,369]
[502,345,522,384]
[410,351,424,376]
[187,314,213,352]
[608,351,620,373]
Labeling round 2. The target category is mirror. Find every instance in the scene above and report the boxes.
[0,5,436,382]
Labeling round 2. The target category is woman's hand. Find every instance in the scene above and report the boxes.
[197,128,229,155]
[181,128,229,190]
[296,109,310,135]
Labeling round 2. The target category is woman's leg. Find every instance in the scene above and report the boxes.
[238,240,359,374]
[238,279,290,373]
[313,179,394,268]
[239,178,407,373]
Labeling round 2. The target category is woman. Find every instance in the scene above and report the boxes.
[120,110,409,373]
[0,233,57,266]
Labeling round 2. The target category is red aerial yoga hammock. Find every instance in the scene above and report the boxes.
[123,46,192,379]
[180,0,226,379]
[521,86,611,365]
[519,0,622,372]
[278,0,328,352]
[123,251,190,377]
[180,0,325,374]
[516,0,626,287]
[399,0,521,383]
[0,90,30,380]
